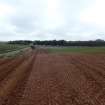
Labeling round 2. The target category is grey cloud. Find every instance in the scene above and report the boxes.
[8,0,46,34]
[0,0,105,41]
[11,15,36,33]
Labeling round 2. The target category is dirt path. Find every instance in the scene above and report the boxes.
[19,52,105,105]
[0,50,105,105]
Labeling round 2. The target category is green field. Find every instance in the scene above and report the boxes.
[48,47,105,53]
[0,43,29,57]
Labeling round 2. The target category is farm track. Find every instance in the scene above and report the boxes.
[0,50,105,104]
[0,50,37,105]
[0,50,32,82]
[0,58,13,65]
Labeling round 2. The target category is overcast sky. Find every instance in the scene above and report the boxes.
[0,0,105,41]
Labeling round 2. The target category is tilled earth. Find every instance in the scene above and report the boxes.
[0,49,105,105]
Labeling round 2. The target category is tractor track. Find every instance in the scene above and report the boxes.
[0,50,105,105]
[0,50,33,83]
[0,58,13,66]
[0,50,37,105]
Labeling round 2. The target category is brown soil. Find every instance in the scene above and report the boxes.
[0,49,105,105]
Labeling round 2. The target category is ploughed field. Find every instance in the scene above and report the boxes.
[0,49,105,105]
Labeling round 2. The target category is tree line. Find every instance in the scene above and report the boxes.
[8,39,105,47]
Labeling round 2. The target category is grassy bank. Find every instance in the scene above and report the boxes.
[0,43,29,57]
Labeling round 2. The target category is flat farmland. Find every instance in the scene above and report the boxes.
[0,48,105,105]
[48,46,105,53]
